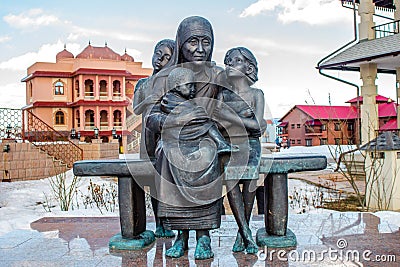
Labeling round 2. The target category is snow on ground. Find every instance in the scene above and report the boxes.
[0,159,398,237]
[0,170,119,236]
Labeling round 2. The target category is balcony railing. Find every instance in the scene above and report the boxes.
[373,20,400,39]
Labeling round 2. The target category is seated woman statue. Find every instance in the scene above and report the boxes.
[133,39,175,238]
[146,16,227,260]
[214,47,267,254]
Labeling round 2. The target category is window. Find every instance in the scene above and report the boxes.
[55,111,65,125]
[28,82,33,99]
[84,79,94,98]
[297,124,301,128]
[75,80,80,97]
[100,80,107,97]
[113,80,121,97]
[334,123,341,131]
[113,110,122,127]
[321,124,326,131]
[297,139,301,144]
[347,123,354,131]
[291,139,295,144]
[305,139,312,147]
[291,124,295,129]
[335,138,341,145]
[320,138,327,145]
[54,81,64,95]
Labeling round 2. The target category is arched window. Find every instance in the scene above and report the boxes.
[55,111,65,125]
[85,109,95,128]
[54,80,64,95]
[100,110,108,129]
[113,80,121,97]
[76,110,80,127]
[84,79,94,98]
[99,80,107,98]
[75,80,80,97]
[113,110,122,127]
[28,82,33,99]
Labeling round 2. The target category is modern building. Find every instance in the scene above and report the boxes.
[318,0,400,144]
[277,95,397,147]
[21,43,152,151]
[317,0,400,210]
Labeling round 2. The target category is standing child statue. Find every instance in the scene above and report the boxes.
[133,39,175,238]
[214,47,267,254]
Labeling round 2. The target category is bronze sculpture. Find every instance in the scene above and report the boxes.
[215,47,266,253]
[133,39,175,238]
[146,16,226,260]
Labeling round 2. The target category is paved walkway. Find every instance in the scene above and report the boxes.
[0,213,398,266]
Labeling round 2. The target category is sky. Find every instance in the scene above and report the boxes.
[0,0,397,118]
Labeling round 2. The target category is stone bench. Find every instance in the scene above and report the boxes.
[73,153,327,249]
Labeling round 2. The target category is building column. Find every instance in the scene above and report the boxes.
[122,76,126,99]
[95,106,100,130]
[79,75,83,100]
[109,106,113,129]
[108,76,112,99]
[95,75,99,100]
[358,0,375,40]
[79,106,84,131]
[395,0,400,22]
[360,63,378,144]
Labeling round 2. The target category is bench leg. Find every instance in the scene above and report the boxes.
[118,176,146,238]
[264,173,288,236]
[256,173,296,248]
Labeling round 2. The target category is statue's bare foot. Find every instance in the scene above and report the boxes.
[217,142,239,154]
[242,229,258,254]
[194,235,214,260]
[245,239,259,254]
[165,238,187,258]
[155,226,175,238]
[232,233,245,252]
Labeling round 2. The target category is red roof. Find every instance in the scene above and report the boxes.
[346,95,391,103]
[296,105,358,120]
[380,118,397,131]
[378,102,397,117]
[76,44,121,60]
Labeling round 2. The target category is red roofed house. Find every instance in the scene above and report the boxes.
[278,95,397,146]
[21,43,152,151]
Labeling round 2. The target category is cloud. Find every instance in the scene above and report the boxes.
[240,0,351,25]
[0,82,26,109]
[67,25,152,43]
[0,40,81,71]
[3,9,61,29]
[0,36,11,43]
[241,36,328,56]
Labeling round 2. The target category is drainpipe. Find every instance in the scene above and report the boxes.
[317,0,361,145]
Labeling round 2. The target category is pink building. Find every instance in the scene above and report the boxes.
[22,43,152,151]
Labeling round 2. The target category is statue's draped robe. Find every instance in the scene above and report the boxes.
[146,65,224,230]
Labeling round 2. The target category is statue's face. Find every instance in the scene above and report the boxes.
[152,44,172,72]
[225,50,249,78]
[176,81,195,99]
[181,36,212,64]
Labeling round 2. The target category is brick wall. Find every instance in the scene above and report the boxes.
[0,141,119,182]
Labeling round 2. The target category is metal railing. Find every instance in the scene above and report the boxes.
[0,108,23,141]
[373,20,400,39]
[23,110,83,168]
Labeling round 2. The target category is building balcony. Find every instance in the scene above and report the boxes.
[372,20,400,39]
